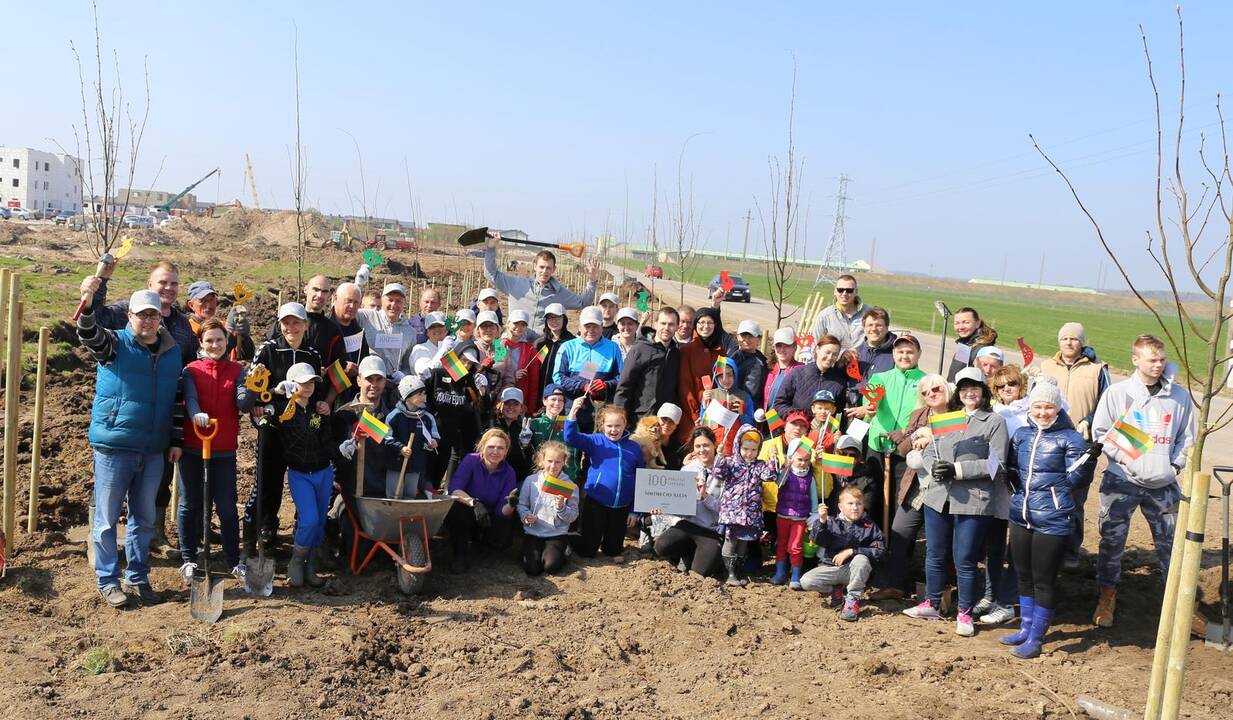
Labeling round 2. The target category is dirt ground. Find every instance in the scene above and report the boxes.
[1,214,1232,719]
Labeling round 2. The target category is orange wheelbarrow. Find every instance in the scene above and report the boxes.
[340,493,454,595]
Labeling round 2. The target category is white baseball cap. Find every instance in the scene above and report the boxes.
[128,290,161,315]
[599,292,620,305]
[616,307,640,324]
[398,374,426,398]
[425,311,447,328]
[461,347,479,364]
[286,362,320,384]
[657,403,683,424]
[277,302,308,321]
[580,306,603,327]
[476,310,500,327]
[500,387,524,404]
[358,355,387,378]
[544,303,566,317]
[478,288,499,302]
[772,327,796,346]
[510,309,531,325]
[738,319,763,337]
[382,282,407,297]
[955,367,987,387]
[455,309,476,325]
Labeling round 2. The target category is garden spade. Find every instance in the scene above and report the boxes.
[190,420,224,623]
[244,417,275,597]
[457,226,587,258]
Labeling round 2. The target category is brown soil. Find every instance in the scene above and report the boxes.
[1,214,1231,719]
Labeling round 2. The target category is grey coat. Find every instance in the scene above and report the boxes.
[918,409,1010,519]
[484,247,597,334]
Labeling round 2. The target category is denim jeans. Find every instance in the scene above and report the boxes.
[288,466,334,548]
[923,506,991,612]
[92,449,164,589]
[982,518,1018,605]
[177,450,241,568]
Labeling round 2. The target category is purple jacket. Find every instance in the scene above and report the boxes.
[776,468,818,519]
[451,453,517,515]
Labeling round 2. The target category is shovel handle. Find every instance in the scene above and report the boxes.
[71,253,116,322]
[192,419,219,459]
[1213,465,1233,494]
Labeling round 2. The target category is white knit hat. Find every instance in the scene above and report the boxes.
[1058,322,1086,345]
[1028,379,1063,407]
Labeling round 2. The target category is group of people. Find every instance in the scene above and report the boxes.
[77,245,1192,661]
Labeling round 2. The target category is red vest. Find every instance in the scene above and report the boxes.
[183,358,243,452]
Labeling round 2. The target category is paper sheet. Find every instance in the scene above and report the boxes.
[704,399,739,429]
[953,343,971,365]
[845,418,870,442]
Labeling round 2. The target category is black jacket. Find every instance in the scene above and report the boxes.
[772,363,850,418]
[266,311,346,369]
[613,335,680,425]
[734,349,769,411]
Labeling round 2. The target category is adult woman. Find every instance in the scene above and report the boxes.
[991,365,1030,436]
[471,311,515,396]
[946,307,999,381]
[904,367,1009,637]
[501,310,540,415]
[674,307,734,445]
[444,429,518,572]
[533,303,573,400]
[868,373,950,600]
[613,307,641,362]
[654,427,725,577]
[772,334,850,419]
[762,327,801,411]
[1002,381,1086,658]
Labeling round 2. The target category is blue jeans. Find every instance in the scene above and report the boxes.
[92,449,164,589]
[982,518,1018,605]
[288,466,334,548]
[177,450,241,568]
[924,506,991,613]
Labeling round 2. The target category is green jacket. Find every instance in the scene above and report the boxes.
[529,413,580,482]
[866,366,926,454]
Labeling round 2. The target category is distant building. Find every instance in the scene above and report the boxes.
[0,146,82,212]
[117,188,197,212]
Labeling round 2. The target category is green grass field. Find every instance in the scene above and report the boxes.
[617,257,1219,376]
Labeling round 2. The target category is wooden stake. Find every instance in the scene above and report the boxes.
[1160,471,1212,720]
[760,332,769,356]
[0,267,9,378]
[2,287,23,542]
[26,326,48,533]
[1145,461,1195,719]
[355,439,366,498]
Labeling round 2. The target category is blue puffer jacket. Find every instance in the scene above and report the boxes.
[1007,411,1086,536]
[88,326,182,454]
[563,418,644,508]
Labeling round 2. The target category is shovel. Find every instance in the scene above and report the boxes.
[1206,466,1233,650]
[244,419,275,597]
[457,226,587,259]
[190,420,224,623]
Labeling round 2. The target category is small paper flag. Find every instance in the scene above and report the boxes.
[846,353,863,381]
[445,316,461,334]
[442,350,469,381]
[820,452,856,477]
[535,344,550,364]
[794,433,817,459]
[493,339,508,362]
[326,358,352,393]
[233,282,253,305]
[929,409,969,436]
[541,475,577,497]
[363,248,384,267]
[1107,418,1154,461]
[356,408,389,441]
[719,271,735,293]
[636,291,650,312]
[1017,336,1035,366]
[765,408,785,433]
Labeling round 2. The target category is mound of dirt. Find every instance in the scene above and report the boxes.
[163,207,330,249]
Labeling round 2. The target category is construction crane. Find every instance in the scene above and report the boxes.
[156,168,220,213]
[244,154,260,209]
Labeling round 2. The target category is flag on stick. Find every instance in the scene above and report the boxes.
[765,408,785,433]
[326,359,352,393]
[929,409,969,436]
[356,409,390,442]
[541,475,577,497]
[535,344,550,364]
[820,452,856,477]
[442,350,469,381]
[794,433,817,459]
[1107,418,1154,460]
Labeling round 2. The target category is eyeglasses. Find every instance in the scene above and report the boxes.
[995,382,1020,389]
[835,287,856,294]
[132,311,160,322]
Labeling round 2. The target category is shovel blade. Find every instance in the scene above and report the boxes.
[244,558,275,598]
[189,576,224,624]
[457,226,490,246]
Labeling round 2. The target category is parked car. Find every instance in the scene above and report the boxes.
[0,207,10,220]
[708,273,752,303]
[53,210,77,225]
[123,214,154,228]
[32,208,58,220]
[644,264,664,279]
[7,207,33,220]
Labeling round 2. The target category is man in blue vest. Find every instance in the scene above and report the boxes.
[77,289,184,608]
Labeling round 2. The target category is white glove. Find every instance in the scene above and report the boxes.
[354,263,371,287]
[192,412,211,428]
[753,408,766,423]
[275,380,299,397]
[441,335,457,352]
[391,370,406,383]
[338,438,357,459]
[474,373,489,389]
[519,424,533,449]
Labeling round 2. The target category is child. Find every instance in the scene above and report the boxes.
[529,384,580,483]
[502,309,542,415]
[770,438,819,589]
[699,357,755,455]
[271,362,335,588]
[564,397,645,558]
[810,389,840,450]
[801,485,886,621]
[384,375,440,499]
[827,435,878,515]
[713,424,774,586]
[517,441,581,576]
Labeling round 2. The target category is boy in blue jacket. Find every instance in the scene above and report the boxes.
[564,396,644,557]
[384,375,440,499]
[801,485,886,622]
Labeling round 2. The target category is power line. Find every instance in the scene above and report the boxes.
[814,174,851,287]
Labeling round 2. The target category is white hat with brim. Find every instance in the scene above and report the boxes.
[383,283,407,296]
[599,292,620,305]
[455,309,476,325]
[478,288,499,302]
[544,303,566,317]
[580,306,603,326]
[510,309,531,325]
[129,290,161,315]
[954,367,987,387]
[500,387,524,404]
[772,327,796,346]
[477,310,500,327]
[358,355,387,378]
[616,308,640,324]
[277,302,308,321]
[738,319,762,337]
[286,362,320,384]
[657,403,683,424]
[425,311,447,328]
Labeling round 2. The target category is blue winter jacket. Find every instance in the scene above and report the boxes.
[563,418,644,508]
[1007,411,1086,536]
[552,335,623,400]
[86,324,182,454]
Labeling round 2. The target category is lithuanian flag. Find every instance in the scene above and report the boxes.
[1107,418,1154,460]
[326,358,352,393]
[535,344,550,364]
[441,350,469,381]
[929,409,969,436]
[541,475,577,497]
[553,415,565,433]
[827,414,840,433]
[356,409,389,442]
[794,433,816,459]
[820,452,855,477]
[765,408,785,433]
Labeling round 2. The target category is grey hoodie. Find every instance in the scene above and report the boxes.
[1091,362,1194,489]
[516,472,581,538]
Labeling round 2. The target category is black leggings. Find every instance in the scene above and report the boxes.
[1009,523,1067,609]
[654,521,723,576]
[444,502,515,558]
[522,535,569,576]
[573,497,630,557]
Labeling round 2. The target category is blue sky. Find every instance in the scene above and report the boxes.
[5,1,1232,290]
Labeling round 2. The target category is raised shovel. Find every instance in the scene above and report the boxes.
[190,420,224,623]
[457,226,587,259]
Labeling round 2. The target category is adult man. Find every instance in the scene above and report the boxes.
[483,232,600,334]
[1040,322,1110,567]
[186,279,252,361]
[598,292,621,339]
[356,282,418,380]
[267,274,347,373]
[1090,334,1193,628]
[334,356,400,499]
[973,346,1004,378]
[553,306,623,429]
[474,288,505,329]
[77,289,183,608]
[772,334,851,418]
[328,281,370,371]
[811,274,869,352]
[81,260,196,553]
[675,305,696,345]
[614,306,680,425]
[408,287,442,345]
[734,320,769,410]
[410,311,453,378]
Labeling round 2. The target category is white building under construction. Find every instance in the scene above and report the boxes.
[0,146,82,212]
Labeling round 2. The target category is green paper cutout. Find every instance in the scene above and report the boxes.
[493,339,509,362]
[363,249,384,267]
[636,291,650,312]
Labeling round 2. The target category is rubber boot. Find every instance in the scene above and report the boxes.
[1011,606,1053,659]
[288,545,309,587]
[150,505,175,554]
[789,564,803,591]
[1093,587,1116,627]
[724,556,747,587]
[1000,596,1037,646]
[305,549,326,588]
[770,559,790,585]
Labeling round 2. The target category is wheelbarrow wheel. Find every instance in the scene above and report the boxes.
[396,534,427,595]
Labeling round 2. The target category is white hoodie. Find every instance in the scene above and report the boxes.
[1091,362,1194,489]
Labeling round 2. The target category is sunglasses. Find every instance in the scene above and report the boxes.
[920,386,943,395]
[835,287,856,294]
[995,382,1021,389]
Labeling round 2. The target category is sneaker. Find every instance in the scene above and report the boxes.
[676,558,688,573]
[971,597,995,617]
[956,610,975,637]
[179,561,197,586]
[829,589,845,608]
[978,603,1016,625]
[840,595,861,622]
[638,530,654,553]
[903,599,943,620]
[232,564,247,581]
[99,584,128,609]
[121,581,164,605]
